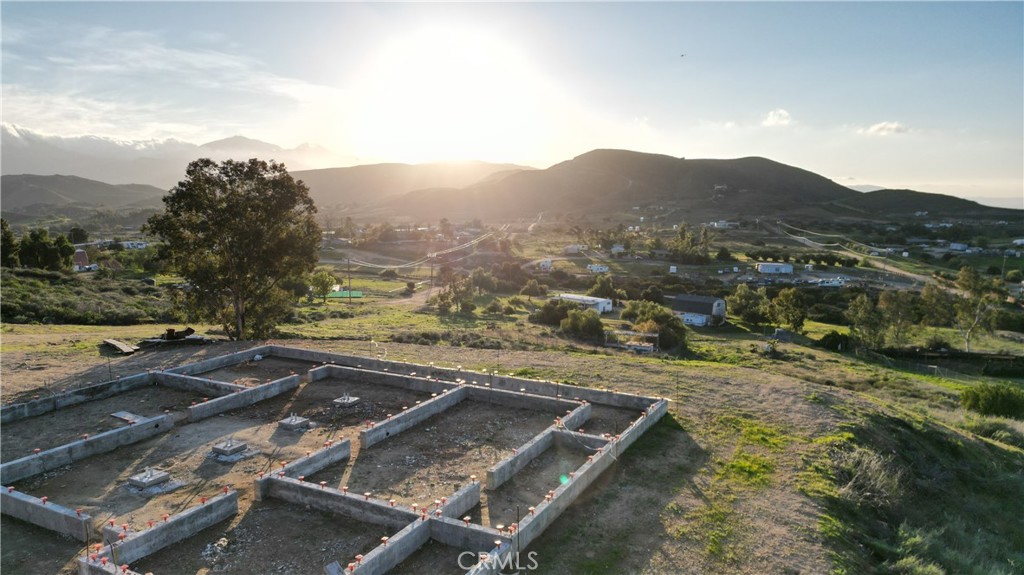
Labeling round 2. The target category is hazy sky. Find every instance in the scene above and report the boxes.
[2,2,1022,204]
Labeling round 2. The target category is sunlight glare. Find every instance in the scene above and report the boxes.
[349,26,553,164]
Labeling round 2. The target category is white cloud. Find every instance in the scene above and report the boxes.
[858,121,909,135]
[761,108,792,127]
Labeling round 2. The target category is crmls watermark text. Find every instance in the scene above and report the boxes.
[458,551,540,572]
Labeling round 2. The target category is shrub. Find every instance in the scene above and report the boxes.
[817,330,851,352]
[560,309,604,341]
[379,268,398,279]
[960,383,1024,419]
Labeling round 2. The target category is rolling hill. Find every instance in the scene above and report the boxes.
[290,161,531,208]
[382,149,868,219]
[4,148,1018,224]
[0,174,167,213]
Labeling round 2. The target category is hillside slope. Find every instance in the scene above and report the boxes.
[385,149,865,219]
[291,161,531,208]
[0,174,167,212]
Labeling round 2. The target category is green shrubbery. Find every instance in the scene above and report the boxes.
[960,383,1024,419]
[0,268,175,325]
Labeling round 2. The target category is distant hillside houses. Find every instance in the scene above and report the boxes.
[671,294,726,327]
[586,263,610,273]
[564,244,589,254]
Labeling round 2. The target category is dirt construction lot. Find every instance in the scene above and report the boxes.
[2,335,844,575]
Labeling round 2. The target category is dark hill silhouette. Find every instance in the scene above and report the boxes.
[384,149,867,219]
[0,174,166,212]
[291,161,531,208]
[835,188,1020,218]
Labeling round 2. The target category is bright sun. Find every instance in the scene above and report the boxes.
[349,26,553,164]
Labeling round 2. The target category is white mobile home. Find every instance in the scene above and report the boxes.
[556,294,613,314]
[756,262,793,274]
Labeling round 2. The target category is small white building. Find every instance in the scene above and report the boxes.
[756,262,793,274]
[949,242,969,251]
[556,294,613,314]
[586,264,610,273]
[537,259,553,272]
[122,241,149,250]
[1012,239,1024,247]
[564,244,589,254]
[610,244,626,255]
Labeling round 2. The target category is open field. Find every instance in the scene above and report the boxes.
[3,322,1022,575]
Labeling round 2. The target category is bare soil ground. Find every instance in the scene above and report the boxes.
[388,539,467,575]
[1,334,849,575]
[1,386,201,462]
[307,400,554,519]
[198,357,322,386]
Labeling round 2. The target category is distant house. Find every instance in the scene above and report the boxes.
[564,244,589,254]
[1012,239,1024,247]
[72,249,90,272]
[122,241,149,250]
[556,294,613,314]
[537,259,553,272]
[586,264,610,273]
[671,294,726,327]
[949,242,969,251]
[610,244,626,256]
[756,262,793,274]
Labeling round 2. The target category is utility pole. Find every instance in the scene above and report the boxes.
[347,258,352,305]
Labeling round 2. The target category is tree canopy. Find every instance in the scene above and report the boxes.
[145,158,320,340]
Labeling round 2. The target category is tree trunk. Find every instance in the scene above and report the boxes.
[234,293,245,341]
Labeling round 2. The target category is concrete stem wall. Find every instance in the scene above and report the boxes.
[347,518,432,575]
[1,372,155,424]
[265,477,418,530]
[1,487,92,541]
[1,414,173,485]
[359,387,467,448]
[81,491,237,571]
[266,345,658,410]
[486,430,554,491]
[164,346,273,375]
[186,374,300,422]
[154,372,248,398]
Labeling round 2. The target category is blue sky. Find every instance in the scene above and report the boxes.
[2,2,1022,205]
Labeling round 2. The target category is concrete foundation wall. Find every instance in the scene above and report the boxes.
[553,430,609,452]
[1,487,92,541]
[360,387,467,448]
[513,400,668,550]
[1,372,155,424]
[255,440,352,500]
[464,386,579,414]
[610,399,669,457]
[264,477,417,530]
[154,372,248,397]
[1,414,173,485]
[442,481,481,519]
[514,446,616,550]
[186,375,300,422]
[267,345,662,410]
[430,516,505,551]
[560,402,592,431]
[86,491,237,568]
[165,346,273,375]
[268,345,658,409]
[486,430,554,490]
[347,517,431,575]
[321,364,456,395]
